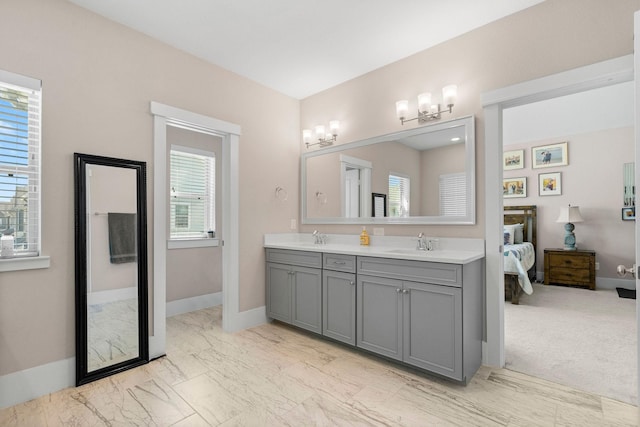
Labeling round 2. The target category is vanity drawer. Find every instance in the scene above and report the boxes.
[357,256,462,287]
[323,253,356,273]
[266,248,322,268]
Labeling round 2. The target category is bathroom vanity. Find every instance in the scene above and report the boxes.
[265,234,484,384]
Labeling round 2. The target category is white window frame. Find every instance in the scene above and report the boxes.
[388,172,410,218]
[0,69,49,272]
[168,144,216,248]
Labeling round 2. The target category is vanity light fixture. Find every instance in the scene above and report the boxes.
[303,120,339,148]
[396,84,457,125]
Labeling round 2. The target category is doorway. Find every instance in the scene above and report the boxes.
[149,102,241,360]
[501,82,636,402]
[482,54,638,403]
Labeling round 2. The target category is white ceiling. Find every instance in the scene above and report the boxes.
[67,0,545,99]
[503,81,634,145]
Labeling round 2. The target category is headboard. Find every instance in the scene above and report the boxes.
[504,205,537,248]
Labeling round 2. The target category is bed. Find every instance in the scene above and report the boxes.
[504,205,537,304]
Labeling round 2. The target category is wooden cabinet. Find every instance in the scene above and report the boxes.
[266,249,322,333]
[322,254,356,345]
[544,249,596,290]
[356,256,482,383]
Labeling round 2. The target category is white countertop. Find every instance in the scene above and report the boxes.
[264,233,485,264]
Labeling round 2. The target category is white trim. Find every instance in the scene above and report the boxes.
[166,292,222,317]
[233,305,268,330]
[167,238,220,249]
[0,255,50,272]
[0,357,74,410]
[482,55,634,369]
[170,144,216,158]
[634,11,640,409]
[151,102,242,360]
[0,68,41,91]
[87,286,137,305]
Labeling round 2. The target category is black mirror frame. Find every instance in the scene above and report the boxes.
[74,153,149,386]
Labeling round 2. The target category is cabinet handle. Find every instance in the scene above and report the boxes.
[402,289,410,294]
[350,281,355,286]
[333,261,346,265]
[396,288,401,293]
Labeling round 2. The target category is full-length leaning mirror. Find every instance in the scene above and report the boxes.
[74,153,149,386]
[301,115,475,225]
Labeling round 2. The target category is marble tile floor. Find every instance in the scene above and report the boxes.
[1,306,638,426]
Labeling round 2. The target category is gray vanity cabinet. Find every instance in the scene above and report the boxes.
[356,256,482,383]
[266,249,322,334]
[322,254,356,345]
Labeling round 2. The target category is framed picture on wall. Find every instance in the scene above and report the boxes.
[503,149,524,170]
[538,172,561,196]
[532,141,568,168]
[503,177,527,198]
[622,207,635,221]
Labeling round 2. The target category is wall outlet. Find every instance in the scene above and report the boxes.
[373,227,385,236]
[595,262,599,270]
[290,219,297,230]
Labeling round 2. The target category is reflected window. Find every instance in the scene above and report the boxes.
[169,146,215,238]
[439,173,466,216]
[0,70,41,258]
[389,173,410,217]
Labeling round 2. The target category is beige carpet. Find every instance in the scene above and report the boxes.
[505,283,637,405]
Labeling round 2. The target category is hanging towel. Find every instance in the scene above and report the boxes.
[107,212,137,264]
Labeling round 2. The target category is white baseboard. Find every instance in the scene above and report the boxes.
[536,272,635,291]
[596,276,635,290]
[0,357,74,410]
[87,286,137,306]
[166,292,222,317]
[233,305,268,330]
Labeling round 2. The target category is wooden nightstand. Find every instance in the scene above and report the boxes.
[544,248,596,290]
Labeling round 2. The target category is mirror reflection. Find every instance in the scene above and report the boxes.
[302,115,475,225]
[86,164,139,372]
[75,153,148,386]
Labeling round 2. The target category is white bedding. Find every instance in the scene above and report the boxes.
[504,242,535,295]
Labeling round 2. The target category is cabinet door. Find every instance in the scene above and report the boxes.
[322,270,356,345]
[291,265,322,334]
[266,262,292,323]
[403,281,462,380]
[357,274,403,360]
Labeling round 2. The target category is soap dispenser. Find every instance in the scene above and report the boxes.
[360,226,370,246]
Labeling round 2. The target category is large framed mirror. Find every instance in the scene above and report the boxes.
[74,153,149,386]
[301,115,475,225]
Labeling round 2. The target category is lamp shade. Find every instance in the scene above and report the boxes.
[556,205,583,223]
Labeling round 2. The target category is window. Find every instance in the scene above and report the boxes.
[439,173,467,216]
[0,70,41,258]
[388,173,410,217]
[169,145,215,239]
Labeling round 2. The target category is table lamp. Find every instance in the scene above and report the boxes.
[556,205,583,251]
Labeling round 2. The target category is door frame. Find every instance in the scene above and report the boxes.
[481,55,634,371]
[149,102,241,359]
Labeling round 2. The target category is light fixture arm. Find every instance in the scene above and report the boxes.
[399,104,454,125]
[305,134,337,149]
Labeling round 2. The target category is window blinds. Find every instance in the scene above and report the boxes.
[388,174,410,217]
[0,70,41,257]
[169,146,215,238]
[439,173,467,216]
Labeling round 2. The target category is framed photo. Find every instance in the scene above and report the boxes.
[503,177,527,198]
[538,172,561,196]
[622,207,635,221]
[372,193,387,217]
[532,142,568,169]
[503,149,524,170]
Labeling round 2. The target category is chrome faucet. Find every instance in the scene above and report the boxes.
[417,232,428,251]
[312,230,327,245]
